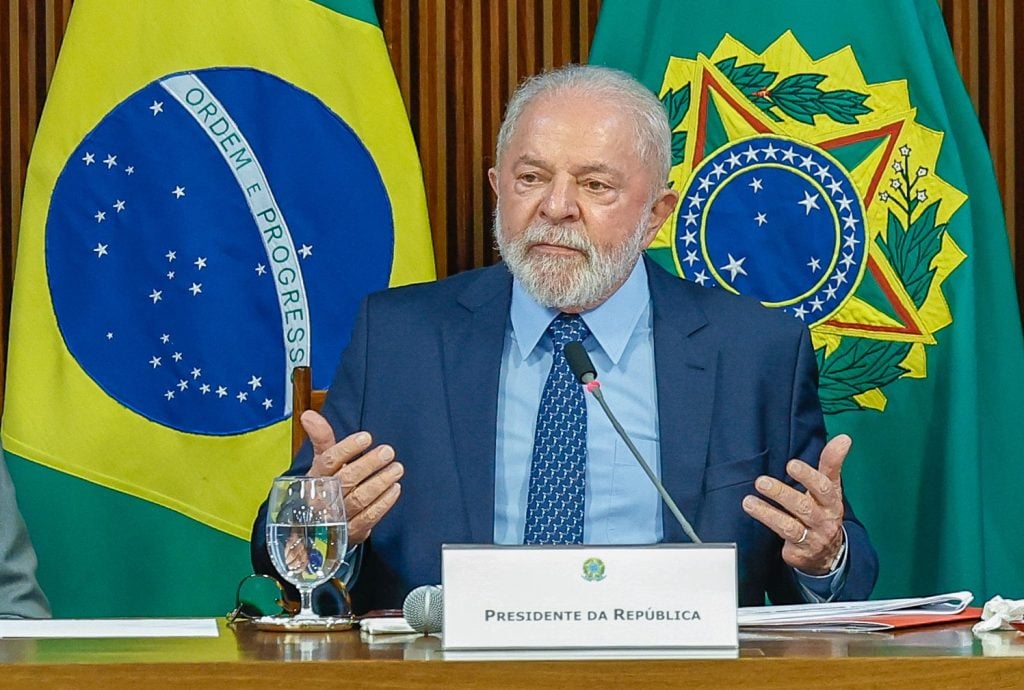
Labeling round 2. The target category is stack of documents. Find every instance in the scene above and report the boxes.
[738,591,975,632]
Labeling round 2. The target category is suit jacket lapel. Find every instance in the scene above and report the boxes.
[647,258,717,543]
[442,264,513,543]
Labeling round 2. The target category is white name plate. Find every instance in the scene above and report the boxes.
[441,543,737,651]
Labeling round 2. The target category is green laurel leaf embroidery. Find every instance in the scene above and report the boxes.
[816,339,912,415]
[671,131,688,166]
[876,201,947,308]
[662,84,691,130]
[715,57,872,125]
[661,85,691,167]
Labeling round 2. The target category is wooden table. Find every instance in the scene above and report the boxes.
[2,619,1023,687]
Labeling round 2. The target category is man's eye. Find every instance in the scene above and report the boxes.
[518,173,540,184]
[585,180,611,191]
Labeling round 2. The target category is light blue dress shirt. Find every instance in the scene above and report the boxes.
[492,259,846,601]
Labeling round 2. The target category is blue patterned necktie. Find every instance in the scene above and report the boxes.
[524,313,591,545]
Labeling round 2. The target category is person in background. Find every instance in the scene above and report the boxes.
[0,456,51,618]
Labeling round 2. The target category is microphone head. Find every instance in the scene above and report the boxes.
[564,341,596,383]
[402,584,443,634]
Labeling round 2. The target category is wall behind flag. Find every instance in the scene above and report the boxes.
[1,0,1021,413]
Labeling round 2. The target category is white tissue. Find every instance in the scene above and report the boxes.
[971,595,1024,633]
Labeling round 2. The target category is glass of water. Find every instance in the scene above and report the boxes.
[266,475,348,620]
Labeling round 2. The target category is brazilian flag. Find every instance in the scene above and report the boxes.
[2,0,433,616]
[591,0,1024,601]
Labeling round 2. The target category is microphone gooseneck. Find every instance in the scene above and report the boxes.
[563,341,703,544]
[402,584,444,634]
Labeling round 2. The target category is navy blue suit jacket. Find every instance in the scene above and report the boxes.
[252,258,877,612]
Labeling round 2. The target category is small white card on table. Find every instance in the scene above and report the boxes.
[441,543,737,651]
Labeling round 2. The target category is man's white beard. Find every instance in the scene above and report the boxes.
[494,205,651,311]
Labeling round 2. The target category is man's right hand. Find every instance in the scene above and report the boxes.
[302,410,403,546]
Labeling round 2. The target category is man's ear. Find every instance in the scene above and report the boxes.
[487,167,499,197]
[642,187,681,247]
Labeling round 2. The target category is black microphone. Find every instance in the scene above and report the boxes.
[564,341,702,544]
[402,584,444,634]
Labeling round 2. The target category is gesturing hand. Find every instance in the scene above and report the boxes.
[302,410,403,546]
[741,434,850,575]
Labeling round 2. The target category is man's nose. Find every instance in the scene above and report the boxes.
[539,174,581,223]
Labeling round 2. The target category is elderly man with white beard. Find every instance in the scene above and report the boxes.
[251,64,878,614]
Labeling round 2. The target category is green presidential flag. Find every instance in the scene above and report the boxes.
[591,0,1024,600]
[2,0,433,616]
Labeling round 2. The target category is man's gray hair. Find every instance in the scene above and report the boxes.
[495,64,672,190]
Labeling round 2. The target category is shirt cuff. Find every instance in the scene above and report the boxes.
[793,525,849,603]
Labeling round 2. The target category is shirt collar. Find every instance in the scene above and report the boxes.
[509,258,650,365]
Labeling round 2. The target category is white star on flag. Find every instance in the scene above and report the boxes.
[843,215,861,231]
[726,152,742,168]
[798,191,821,215]
[814,164,831,181]
[166,250,177,261]
[683,250,699,266]
[810,296,824,312]
[844,232,861,250]
[262,399,273,410]
[82,152,95,165]
[743,145,759,162]
[836,195,853,213]
[194,257,207,269]
[103,154,117,169]
[686,192,705,209]
[125,166,135,175]
[826,179,843,195]
[255,264,267,275]
[298,244,313,258]
[113,200,125,212]
[755,212,768,227]
[93,243,108,257]
[191,367,202,379]
[248,375,262,390]
[167,271,175,279]
[177,379,189,391]
[189,283,202,296]
[761,143,779,159]
[106,332,114,340]
[94,211,106,223]
[711,162,727,179]
[825,284,839,300]
[216,386,228,398]
[236,391,248,402]
[680,229,697,246]
[749,177,763,193]
[697,176,713,192]
[172,352,183,362]
[693,270,709,286]
[781,147,797,163]
[793,305,809,320]
[799,153,815,170]
[807,257,821,272]
[172,186,186,199]
[200,384,211,394]
[149,101,164,115]
[149,289,162,303]
[719,254,748,281]
[149,356,161,368]
[165,390,175,400]
[160,333,171,344]
[682,210,699,226]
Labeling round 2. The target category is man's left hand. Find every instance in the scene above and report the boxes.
[741,434,850,575]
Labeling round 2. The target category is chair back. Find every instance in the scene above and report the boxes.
[291,366,327,457]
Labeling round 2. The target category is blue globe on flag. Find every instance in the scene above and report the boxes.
[46,67,394,435]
